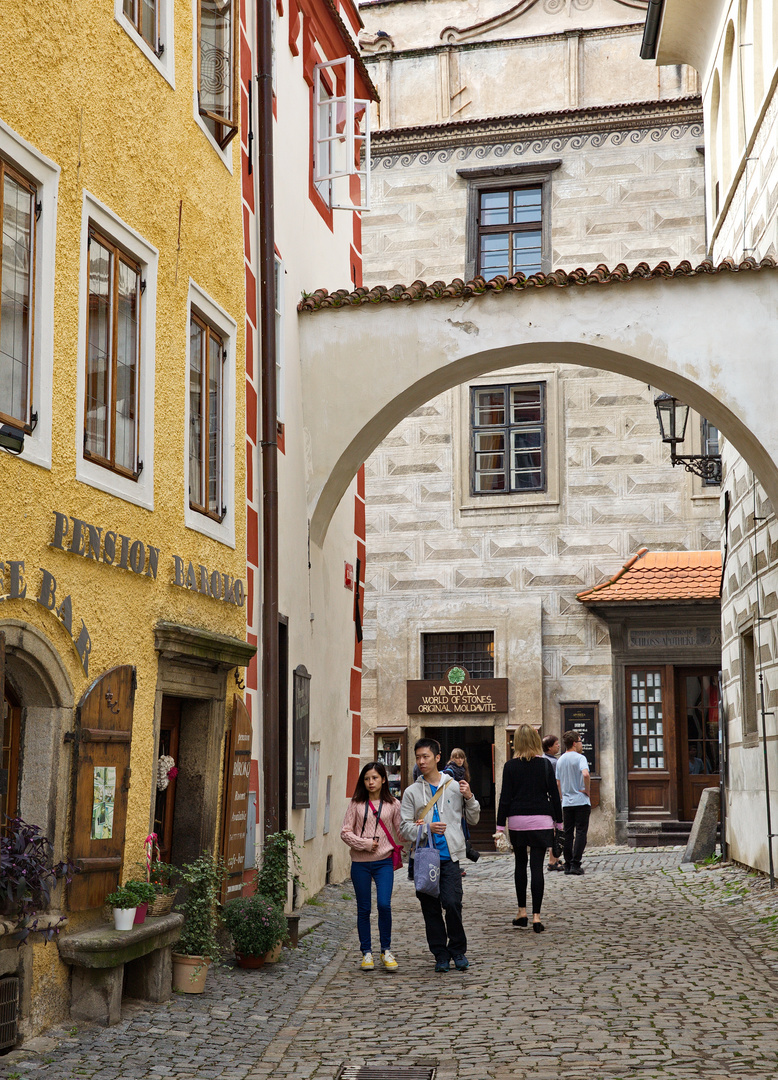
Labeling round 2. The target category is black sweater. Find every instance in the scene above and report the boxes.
[496,756,563,826]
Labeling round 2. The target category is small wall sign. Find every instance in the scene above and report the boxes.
[560,701,599,777]
[407,667,509,715]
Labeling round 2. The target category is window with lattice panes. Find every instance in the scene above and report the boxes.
[471,382,546,494]
[628,669,666,770]
[477,186,541,279]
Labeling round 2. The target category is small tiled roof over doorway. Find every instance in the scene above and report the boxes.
[576,548,722,604]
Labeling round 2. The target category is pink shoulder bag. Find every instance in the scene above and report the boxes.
[370,800,404,871]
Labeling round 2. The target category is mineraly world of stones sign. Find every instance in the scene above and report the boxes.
[407,667,509,715]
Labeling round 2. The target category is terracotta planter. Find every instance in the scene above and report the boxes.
[263,940,283,963]
[172,953,211,993]
[235,952,266,969]
[133,902,149,925]
[113,907,137,931]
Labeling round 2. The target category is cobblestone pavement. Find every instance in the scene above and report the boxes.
[4,847,778,1080]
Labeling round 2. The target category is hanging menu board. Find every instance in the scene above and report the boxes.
[292,665,311,809]
[560,702,599,776]
[221,695,253,903]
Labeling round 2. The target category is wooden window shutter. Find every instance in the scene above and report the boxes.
[220,695,252,904]
[69,666,135,911]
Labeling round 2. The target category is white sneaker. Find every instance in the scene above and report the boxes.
[360,952,374,970]
[381,950,398,970]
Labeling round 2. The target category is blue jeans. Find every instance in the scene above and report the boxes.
[351,857,394,953]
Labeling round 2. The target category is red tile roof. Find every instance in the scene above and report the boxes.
[577,548,722,604]
[298,257,777,312]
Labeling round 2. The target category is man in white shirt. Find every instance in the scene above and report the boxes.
[555,730,591,876]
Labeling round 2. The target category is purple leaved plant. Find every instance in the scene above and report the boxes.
[0,817,79,946]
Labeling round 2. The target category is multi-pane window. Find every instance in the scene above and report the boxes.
[740,628,758,737]
[701,417,720,485]
[198,0,238,148]
[477,186,541,279]
[471,383,546,494]
[84,228,142,478]
[189,313,224,520]
[123,0,158,50]
[0,159,36,431]
[628,670,666,770]
[422,632,495,680]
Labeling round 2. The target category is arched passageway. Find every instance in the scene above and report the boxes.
[298,260,778,544]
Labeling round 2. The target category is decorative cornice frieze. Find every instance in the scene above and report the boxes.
[369,96,703,167]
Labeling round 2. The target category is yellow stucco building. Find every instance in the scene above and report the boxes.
[0,0,250,1039]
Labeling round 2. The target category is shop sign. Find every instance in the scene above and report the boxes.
[0,561,92,675]
[628,627,722,649]
[292,665,311,808]
[560,701,599,777]
[406,666,509,714]
[221,696,253,903]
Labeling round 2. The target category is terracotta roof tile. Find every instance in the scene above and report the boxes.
[577,548,722,604]
[298,257,778,312]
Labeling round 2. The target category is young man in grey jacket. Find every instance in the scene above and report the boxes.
[400,738,481,972]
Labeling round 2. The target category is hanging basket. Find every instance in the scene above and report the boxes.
[147,892,176,917]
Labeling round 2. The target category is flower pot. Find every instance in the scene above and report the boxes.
[172,953,211,994]
[112,906,137,931]
[133,902,149,925]
[263,941,283,963]
[147,892,176,917]
[235,951,266,969]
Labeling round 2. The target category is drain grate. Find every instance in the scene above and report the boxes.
[338,1069,435,1080]
[0,976,19,1051]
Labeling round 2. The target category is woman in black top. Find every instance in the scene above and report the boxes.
[494,724,563,932]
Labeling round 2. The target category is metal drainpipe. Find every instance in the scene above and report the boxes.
[257,0,280,839]
[639,0,665,60]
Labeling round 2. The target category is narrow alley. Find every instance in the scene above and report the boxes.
[5,850,778,1080]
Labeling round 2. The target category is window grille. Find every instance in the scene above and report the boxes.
[0,976,19,1051]
[422,632,494,680]
[313,57,371,211]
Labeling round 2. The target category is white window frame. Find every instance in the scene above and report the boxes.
[191,0,235,169]
[185,280,237,547]
[0,119,59,472]
[275,256,284,423]
[313,56,370,211]
[115,0,175,88]
[75,192,157,509]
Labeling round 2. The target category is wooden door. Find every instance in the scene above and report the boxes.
[676,668,720,821]
[153,697,181,861]
[626,665,677,819]
[69,666,135,910]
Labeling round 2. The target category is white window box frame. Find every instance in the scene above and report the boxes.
[0,119,60,472]
[114,0,175,88]
[452,367,561,526]
[75,192,158,510]
[185,279,237,548]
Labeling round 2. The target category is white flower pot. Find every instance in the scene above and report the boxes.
[113,906,137,931]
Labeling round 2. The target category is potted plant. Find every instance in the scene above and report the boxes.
[253,830,305,948]
[172,853,224,994]
[142,833,178,916]
[222,892,288,968]
[105,885,138,931]
[0,817,76,944]
[125,879,157,924]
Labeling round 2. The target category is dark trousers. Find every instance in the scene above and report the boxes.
[351,857,394,953]
[509,832,546,913]
[563,805,591,868]
[416,859,466,962]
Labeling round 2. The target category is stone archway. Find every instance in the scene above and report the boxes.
[298,262,778,544]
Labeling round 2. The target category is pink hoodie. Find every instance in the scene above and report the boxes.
[341,798,403,863]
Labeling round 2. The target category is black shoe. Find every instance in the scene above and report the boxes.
[547,863,563,872]
[453,954,469,971]
[532,922,545,934]
[563,866,572,875]
[435,958,450,972]
[569,866,584,876]
[512,916,528,927]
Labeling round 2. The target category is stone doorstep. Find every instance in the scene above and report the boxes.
[296,915,323,940]
[57,912,183,968]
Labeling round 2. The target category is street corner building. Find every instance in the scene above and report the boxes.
[0,0,252,1042]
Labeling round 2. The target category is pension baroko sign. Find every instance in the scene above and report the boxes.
[406,666,509,715]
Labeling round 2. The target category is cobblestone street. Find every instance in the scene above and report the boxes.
[5,848,778,1080]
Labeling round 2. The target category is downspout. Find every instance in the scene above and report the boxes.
[639,0,665,60]
[257,0,280,838]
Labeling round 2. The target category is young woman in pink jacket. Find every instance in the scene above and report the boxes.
[341,761,403,971]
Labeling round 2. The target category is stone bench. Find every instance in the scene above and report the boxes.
[57,913,183,1026]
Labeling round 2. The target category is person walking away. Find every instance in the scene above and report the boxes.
[494,725,563,933]
[542,735,563,873]
[443,748,478,872]
[556,730,591,875]
[341,762,404,970]
[400,738,480,972]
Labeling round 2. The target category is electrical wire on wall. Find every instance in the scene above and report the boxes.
[749,470,776,887]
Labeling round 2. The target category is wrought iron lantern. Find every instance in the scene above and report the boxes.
[653,392,722,483]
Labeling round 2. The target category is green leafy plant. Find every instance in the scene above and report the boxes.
[136,858,177,894]
[222,892,288,957]
[105,885,139,909]
[175,853,225,959]
[254,830,304,908]
[125,879,156,905]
